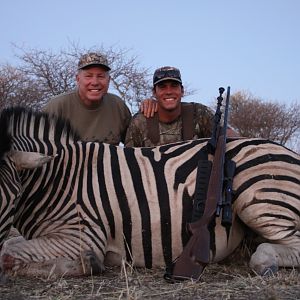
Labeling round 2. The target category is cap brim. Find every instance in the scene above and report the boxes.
[153,77,182,85]
[78,63,111,71]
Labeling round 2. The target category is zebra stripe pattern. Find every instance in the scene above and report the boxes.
[0,107,299,277]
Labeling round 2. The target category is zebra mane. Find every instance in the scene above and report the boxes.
[0,106,81,156]
[0,110,12,161]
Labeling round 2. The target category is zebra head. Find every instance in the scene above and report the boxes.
[0,107,56,248]
[0,149,54,248]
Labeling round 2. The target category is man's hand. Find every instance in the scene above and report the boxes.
[140,98,158,118]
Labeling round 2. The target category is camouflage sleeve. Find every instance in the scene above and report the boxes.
[124,113,147,147]
[194,103,214,138]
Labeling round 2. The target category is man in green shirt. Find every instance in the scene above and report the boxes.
[44,52,132,145]
[125,66,215,147]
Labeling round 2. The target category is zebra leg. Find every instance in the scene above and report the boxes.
[1,252,104,277]
[234,175,300,275]
[0,235,105,277]
[249,238,300,276]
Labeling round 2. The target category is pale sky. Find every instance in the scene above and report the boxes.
[1,0,299,106]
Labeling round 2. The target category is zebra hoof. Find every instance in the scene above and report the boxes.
[261,265,279,277]
[83,250,105,275]
[249,243,279,276]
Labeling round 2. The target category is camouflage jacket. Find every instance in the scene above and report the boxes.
[125,102,213,147]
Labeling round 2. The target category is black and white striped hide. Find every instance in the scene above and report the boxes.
[0,106,299,278]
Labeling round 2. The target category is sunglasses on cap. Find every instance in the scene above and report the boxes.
[153,67,182,85]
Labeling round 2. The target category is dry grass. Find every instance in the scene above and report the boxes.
[0,254,299,300]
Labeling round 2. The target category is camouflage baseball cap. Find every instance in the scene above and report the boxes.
[153,66,182,86]
[78,52,111,71]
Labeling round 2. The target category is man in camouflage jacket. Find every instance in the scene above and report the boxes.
[125,66,214,147]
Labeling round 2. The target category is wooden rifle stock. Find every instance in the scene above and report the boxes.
[165,87,231,282]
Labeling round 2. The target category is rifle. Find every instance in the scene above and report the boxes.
[164,86,233,282]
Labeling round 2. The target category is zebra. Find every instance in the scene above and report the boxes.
[0,106,299,278]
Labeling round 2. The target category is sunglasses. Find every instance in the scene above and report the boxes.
[154,69,181,81]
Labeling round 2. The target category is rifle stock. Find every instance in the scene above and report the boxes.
[165,87,232,282]
[170,130,226,281]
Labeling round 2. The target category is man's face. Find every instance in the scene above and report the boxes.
[76,66,110,107]
[153,80,184,111]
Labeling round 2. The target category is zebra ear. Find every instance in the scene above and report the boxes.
[9,150,55,170]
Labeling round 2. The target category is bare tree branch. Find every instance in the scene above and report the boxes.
[229,91,300,147]
[9,44,153,113]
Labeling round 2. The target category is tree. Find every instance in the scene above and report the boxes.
[229,91,300,148]
[0,64,44,108]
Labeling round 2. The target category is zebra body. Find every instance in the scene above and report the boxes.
[0,107,299,277]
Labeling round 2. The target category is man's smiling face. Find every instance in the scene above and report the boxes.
[153,80,184,112]
[76,66,110,108]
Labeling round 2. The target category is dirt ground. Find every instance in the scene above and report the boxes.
[0,252,299,300]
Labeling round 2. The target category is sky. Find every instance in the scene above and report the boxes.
[1,0,299,106]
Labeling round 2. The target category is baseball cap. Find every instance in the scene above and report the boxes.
[77,52,111,71]
[153,66,182,86]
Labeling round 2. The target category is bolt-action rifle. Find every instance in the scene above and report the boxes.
[164,86,235,282]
